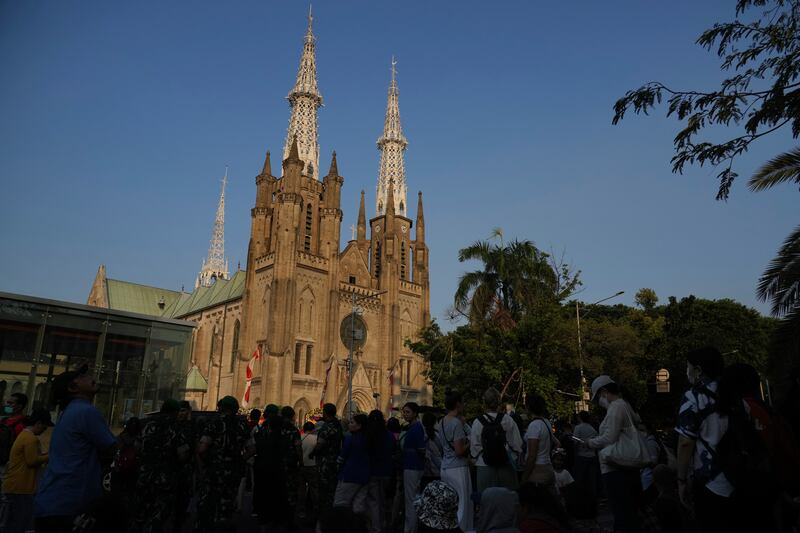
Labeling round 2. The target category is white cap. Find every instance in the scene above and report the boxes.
[591,375,616,402]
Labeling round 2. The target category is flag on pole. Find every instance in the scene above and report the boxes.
[242,345,262,408]
[319,355,335,408]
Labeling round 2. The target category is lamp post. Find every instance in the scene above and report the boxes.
[576,290,624,404]
[344,289,387,421]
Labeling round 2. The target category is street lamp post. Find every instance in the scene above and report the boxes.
[575,290,624,405]
[346,289,387,421]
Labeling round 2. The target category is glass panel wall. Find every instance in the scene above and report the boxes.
[0,294,194,430]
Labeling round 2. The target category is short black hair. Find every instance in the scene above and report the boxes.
[249,408,262,421]
[178,400,192,411]
[403,402,420,414]
[525,393,547,415]
[444,390,462,411]
[280,405,295,419]
[10,393,27,409]
[387,417,401,433]
[322,403,337,417]
[578,411,592,424]
[687,346,725,379]
[303,421,315,432]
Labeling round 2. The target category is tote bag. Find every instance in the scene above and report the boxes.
[598,404,651,469]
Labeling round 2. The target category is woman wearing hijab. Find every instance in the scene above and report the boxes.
[475,487,520,533]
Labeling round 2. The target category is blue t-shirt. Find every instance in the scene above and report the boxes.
[370,429,397,478]
[403,420,426,471]
[34,399,117,517]
[338,432,370,484]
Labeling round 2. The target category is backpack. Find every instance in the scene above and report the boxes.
[698,396,772,494]
[479,412,509,467]
[0,422,16,466]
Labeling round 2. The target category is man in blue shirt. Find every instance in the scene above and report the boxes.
[34,364,117,533]
[402,402,425,533]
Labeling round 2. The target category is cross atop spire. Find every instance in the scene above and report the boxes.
[283,8,323,180]
[376,57,408,216]
[197,167,230,288]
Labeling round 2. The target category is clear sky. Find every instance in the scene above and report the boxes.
[1,1,796,324]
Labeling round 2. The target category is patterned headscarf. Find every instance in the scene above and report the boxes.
[414,480,459,530]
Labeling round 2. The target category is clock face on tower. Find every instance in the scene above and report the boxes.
[340,314,368,350]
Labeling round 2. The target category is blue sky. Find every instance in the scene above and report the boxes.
[1,1,796,324]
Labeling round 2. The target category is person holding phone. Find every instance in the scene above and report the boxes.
[437,390,473,532]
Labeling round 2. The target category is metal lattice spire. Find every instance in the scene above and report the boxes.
[283,6,323,180]
[376,56,408,216]
[197,167,230,288]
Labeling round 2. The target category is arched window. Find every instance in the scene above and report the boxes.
[399,201,404,214]
[230,320,240,373]
[400,241,406,280]
[374,242,382,277]
[305,345,313,375]
[294,343,302,374]
[304,203,313,252]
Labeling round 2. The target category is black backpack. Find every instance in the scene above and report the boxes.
[479,412,508,467]
[696,388,773,494]
[0,422,15,466]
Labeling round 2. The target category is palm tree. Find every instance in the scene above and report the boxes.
[749,147,800,349]
[454,230,563,326]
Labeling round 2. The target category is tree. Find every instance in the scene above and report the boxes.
[454,230,580,326]
[612,0,800,353]
[635,288,659,313]
[613,0,800,200]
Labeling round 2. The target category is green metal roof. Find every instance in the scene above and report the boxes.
[105,271,246,319]
[182,365,208,392]
[106,279,182,317]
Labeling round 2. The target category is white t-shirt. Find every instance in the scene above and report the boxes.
[302,433,318,466]
[524,419,553,465]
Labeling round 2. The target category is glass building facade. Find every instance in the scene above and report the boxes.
[0,292,195,430]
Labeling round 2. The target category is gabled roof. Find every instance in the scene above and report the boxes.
[106,279,182,317]
[102,271,245,320]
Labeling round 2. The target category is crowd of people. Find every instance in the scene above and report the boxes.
[0,345,798,532]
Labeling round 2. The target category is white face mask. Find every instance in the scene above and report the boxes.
[598,395,610,410]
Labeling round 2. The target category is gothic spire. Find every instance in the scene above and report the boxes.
[327,150,338,176]
[261,151,272,176]
[357,190,367,242]
[376,56,408,216]
[197,167,230,288]
[415,191,425,243]
[283,7,323,180]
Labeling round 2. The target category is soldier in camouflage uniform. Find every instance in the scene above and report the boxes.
[279,406,303,527]
[130,399,183,533]
[173,400,196,533]
[311,403,343,515]
[194,396,252,533]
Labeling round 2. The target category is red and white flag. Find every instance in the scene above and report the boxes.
[242,345,262,408]
[319,356,336,408]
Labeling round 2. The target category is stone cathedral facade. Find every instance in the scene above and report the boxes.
[87,14,431,419]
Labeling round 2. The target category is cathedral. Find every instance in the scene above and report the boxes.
[86,12,431,419]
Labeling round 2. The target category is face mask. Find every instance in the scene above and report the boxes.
[687,365,702,385]
[598,396,610,410]
[3,406,13,415]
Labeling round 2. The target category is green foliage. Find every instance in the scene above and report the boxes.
[635,288,659,313]
[613,0,800,200]
[454,233,580,327]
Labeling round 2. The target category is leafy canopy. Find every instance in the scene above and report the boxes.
[613,0,800,200]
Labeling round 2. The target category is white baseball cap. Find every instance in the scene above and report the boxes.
[591,375,616,403]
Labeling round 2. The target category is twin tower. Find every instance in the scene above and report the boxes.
[236,11,431,416]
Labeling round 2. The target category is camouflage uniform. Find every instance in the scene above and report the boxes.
[194,414,250,533]
[173,418,196,533]
[282,419,302,512]
[130,414,181,533]
[314,418,343,514]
